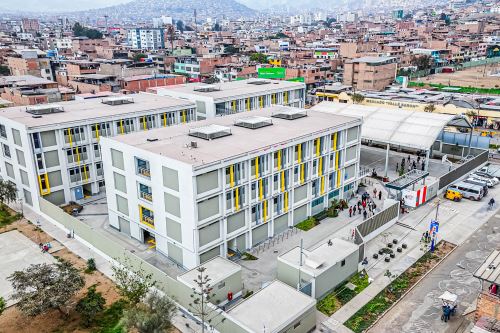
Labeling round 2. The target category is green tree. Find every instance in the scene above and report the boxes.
[0,180,17,208]
[424,103,436,113]
[189,267,225,333]
[250,53,268,64]
[76,285,105,327]
[134,53,147,62]
[122,291,176,333]
[351,93,365,104]
[0,296,5,316]
[8,260,85,317]
[224,45,239,54]
[0,65,10,76]
[176,20,185,33]
[85,258,96,273]
[411,55,434,70]
[72,22,103,39]
[112,258,156,305]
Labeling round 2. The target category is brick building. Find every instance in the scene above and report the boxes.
[343,56,397,91]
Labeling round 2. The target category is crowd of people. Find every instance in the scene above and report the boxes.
[396,154,426,173]
[348,187,383,220]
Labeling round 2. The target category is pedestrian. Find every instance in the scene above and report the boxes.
[396,162,399,172]
[412,161,417,170]
[373,188,377,198]
[363,209,367,220]
[358,206,361,214]
[357,200,361,208]
[443,305,451,322]
[378,190,382,200]
[421,162,425,171]
[417,156,421,163]
[353,206,356,216]
[349,206,352,217]
[407,155,411,163]
[362,200,366,209]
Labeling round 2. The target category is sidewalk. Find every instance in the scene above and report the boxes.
[320,182,500,332]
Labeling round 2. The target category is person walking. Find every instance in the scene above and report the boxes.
[396,162,399,172]
[363,209,368,220]
[378,190,382,200]
[352,206,356,216]
[349,206,352,217]
[358,206,361,215]
[373,188,377,198]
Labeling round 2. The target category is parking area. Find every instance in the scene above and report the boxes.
[0,230,56,306]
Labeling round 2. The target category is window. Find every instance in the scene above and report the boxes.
[341,259,346,267]
[0,124,6,139]
[32,132,41,149]
[2,143,10,158]
[294,321,301,329]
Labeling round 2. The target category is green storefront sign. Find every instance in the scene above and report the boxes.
[287,77,305,83]
[258,67,286,79]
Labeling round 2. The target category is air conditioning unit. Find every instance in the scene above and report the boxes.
[190,141,198,148]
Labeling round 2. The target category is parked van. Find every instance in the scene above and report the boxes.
[464,178,488,195]
[445,189,462,201]
[448,182,484,201]
[469,174,496,187]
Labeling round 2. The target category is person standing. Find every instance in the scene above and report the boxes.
[378,190,382,200]
[396,162,399,172]
[353,206,356,216]
[363,209,368,220]
[349,206,352,217]
[373,188,377,198]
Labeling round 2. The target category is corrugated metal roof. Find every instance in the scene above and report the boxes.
[311,101,471,150]
[473,250,500,285]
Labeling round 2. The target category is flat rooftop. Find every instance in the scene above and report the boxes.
[107,105,360,169]
[177,256,241,287]
[154,78,305,101]
[0,75,55,86]
[351,56,396,64]
[279,238,359,276]
[228,280,315,333]
[0,93,195,129]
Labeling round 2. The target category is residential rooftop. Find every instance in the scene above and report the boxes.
[350,56,397,64]
[152,78,305,101]
[0,75,55,86]
[106,105,360,169]
[0,93,195,129]
[228,280,316,333]
[279,238,359,276]
[177,256,241,288]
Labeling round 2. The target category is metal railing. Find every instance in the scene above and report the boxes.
[140,191,153,202]
[137,167,151,178]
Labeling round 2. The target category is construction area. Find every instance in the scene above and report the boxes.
[415,62,500,89]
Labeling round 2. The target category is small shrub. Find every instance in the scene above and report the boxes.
[85,258,97,274]
[241,252,258,261]
[76,285,106,327]
[0,296,5,316]
[295,217,318,231]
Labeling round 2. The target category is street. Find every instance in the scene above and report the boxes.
[368,208,500,333]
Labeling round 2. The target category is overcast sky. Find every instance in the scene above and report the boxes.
[0,0,131,12]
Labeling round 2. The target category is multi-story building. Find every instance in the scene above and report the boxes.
[100,106,362,269]
[343,56,397,91]
[7,49,52,80]
[21,18,40,33]
[0,94,196,213]
[127,28,165,50]
[153,79,306,120]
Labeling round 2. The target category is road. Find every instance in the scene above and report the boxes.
[368,209,500,333]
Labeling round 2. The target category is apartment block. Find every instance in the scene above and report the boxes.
[0,94,196,213]
[153,79,306,120]
[127,28,165,50]
[343,56,397,91]
[100,106,361,269]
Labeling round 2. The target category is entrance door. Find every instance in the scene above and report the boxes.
[143,229,156,250]
[74,186,84,200]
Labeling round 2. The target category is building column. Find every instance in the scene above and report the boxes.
[425,149,430,171]
[384,143,390,177]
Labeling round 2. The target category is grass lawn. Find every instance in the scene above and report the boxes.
[295,217,319,231]
[95,299,127,333]
[0,207,21,229]
[344,242,455,333]
[317,271,370,316]
[409,81,500,95]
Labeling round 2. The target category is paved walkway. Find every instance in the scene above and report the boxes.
[321,179,500,333]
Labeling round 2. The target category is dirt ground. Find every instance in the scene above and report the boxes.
[418,64,500,88]
[0,217,122,333]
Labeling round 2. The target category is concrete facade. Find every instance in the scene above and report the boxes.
[100,106,362,269]
[343,56,397,91]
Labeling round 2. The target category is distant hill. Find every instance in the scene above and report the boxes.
[78,0,257,22]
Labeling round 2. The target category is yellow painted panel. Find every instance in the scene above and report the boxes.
[259,178,263,201]
[120,119,124,134]
[255,157,259,178]
[38,173,50,195]
[143,116,147,130]
[321,176,325,194]
[163,113,167,127]
[300,163,305,184]
[95,124,99,141]
[229,165,235,187]
[260,96,264,108]
[277,150,281,170]
[263,200,267,222]
[182,110,187,123]
[319,156,323,176]
[297,144,302,163]
[316,138,320,156]
[337,170,341,188]
[235,187,240,211]
[284,191,288,212]
[67,128,73,147]
[232,100,236,111]
[281,171,285,192]
[333,132,338,150]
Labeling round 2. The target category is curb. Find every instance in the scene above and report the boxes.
[363,241,459,332]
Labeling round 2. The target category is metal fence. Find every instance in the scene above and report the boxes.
[356,201,400,242]
[438,150,489,190]
[39,198,246,333]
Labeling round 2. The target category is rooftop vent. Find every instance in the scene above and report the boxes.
[193,85,220,93]
[271,107,307,120]
[146,138,158,142]
[26,104,64,115]
[101,96,134,106]
[234,116,273,129]
[189,124,232,141]
[246,79,271,85]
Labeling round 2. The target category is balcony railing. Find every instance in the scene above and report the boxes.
[142,215,154,227]
[140,191,153,202]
